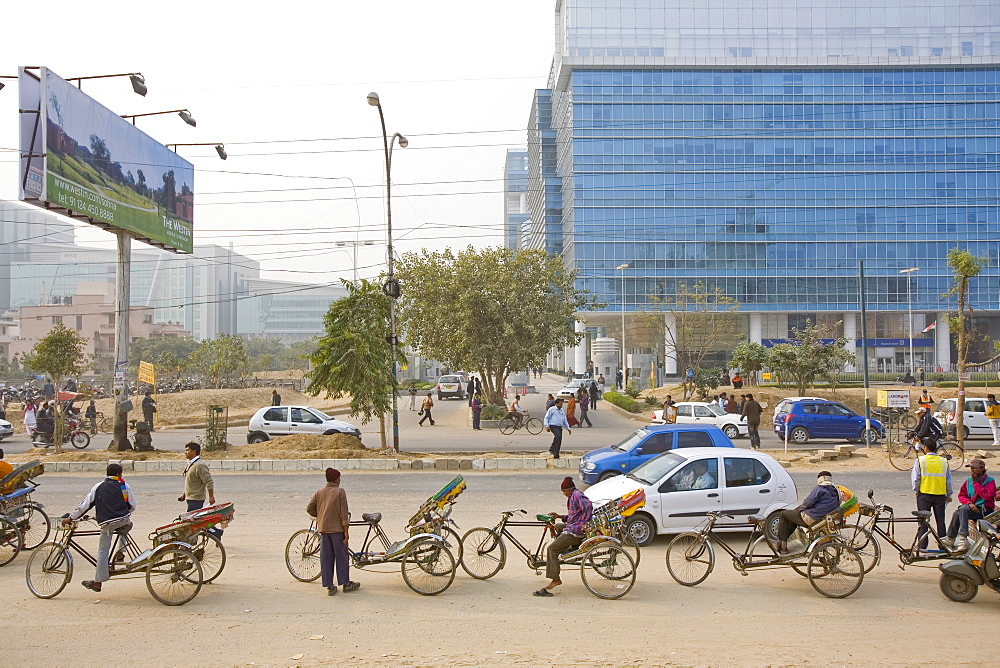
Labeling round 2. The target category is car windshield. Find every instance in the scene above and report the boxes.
[610,429,648,452]
[706,404,726,416]
[628,452,686,485]
[309,409,332,421]
[440,376,461,383]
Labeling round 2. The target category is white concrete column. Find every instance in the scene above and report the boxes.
[574,321,587,375]
[843,312,857,371]
[936,313,951,371]
[663,312,678,374]
[749,313,763,344]
[564,344,574,373]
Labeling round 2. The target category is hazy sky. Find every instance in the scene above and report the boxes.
[1,1,555,283]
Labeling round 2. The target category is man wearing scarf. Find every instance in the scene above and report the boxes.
[775,471,840,554]
[63,463,136,593]
[534,476,593,597]
[307,468,360,596]
[941,458,994,552]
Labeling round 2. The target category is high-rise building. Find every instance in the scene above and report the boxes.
[527,0,1000,378]
[503,150,530,249]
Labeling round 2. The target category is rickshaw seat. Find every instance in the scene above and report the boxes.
[912,510,932,519]
[362,512,382,524]
[114,522,133,535]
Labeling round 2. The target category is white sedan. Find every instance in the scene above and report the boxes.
[584,447,798,546]
[652,401,748,439]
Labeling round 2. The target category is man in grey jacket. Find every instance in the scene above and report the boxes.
[179,442,222,538]
[307,468,360,596]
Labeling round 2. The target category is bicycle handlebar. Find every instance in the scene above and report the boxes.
[502,509,528,517]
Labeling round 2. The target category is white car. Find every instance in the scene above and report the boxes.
[0,418,12,441]
[652,402,748,440]
[934,398,991,439]
[558,378,599,399]
[773,396,825,421]
[584,447,797,546]
[247,406,361,444]
[436,375,466,400]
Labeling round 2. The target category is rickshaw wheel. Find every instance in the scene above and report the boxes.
[665,532,714,586]
[25,542,72,598]
[581,544,635,599]
[0,517,22,566]
[401,538,455,596]
[807,541,864,598]
[285,529,322,582]
[191,531,226,583]
[460,527,506,580]
[8,502,51,550]
[146,547,203,606]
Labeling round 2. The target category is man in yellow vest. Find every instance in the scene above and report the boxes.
[911,439,952,551]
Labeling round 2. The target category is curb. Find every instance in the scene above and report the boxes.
[37,456,583,473]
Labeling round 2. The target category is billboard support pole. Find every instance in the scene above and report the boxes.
[110,231,132,451]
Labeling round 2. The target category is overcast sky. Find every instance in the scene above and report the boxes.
[1,1,555,283]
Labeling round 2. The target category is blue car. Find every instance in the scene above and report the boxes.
[773,400,884,445]
[579,424,736,484]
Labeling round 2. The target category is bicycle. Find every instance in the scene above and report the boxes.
[665,510,864,598]
[0,460,51,552]
[872,407,918,431]
[460,509,637,599]
[887,436,964,471]
[498,411,544,435]
[26,514,204,605]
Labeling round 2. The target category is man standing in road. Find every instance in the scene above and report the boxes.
[63,463,136,593]
[179,442,221,538]
[986,394,1000,446]
[141,391,157,430]
[912,439,952,550]
[408,384,418,411]
[544,398,571,459]
[534,476,592,597]
[307,467,360,596]
[741,393,763,449]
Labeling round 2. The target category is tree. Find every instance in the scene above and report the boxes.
[190,335,249,387]
[21,323,89,453]
[395,246,595,404]
[305,280,405,449]
[129,336,198,377]
[766,322,854,395]
[730,341,769,386]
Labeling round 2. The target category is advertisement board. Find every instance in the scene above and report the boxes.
[877,390,911,408]
[18,67,194,254]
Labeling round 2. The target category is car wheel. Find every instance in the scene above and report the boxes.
[764,510,783,542]
[437,393,444,400]
[790,426,809,444]
[722,424,740,439]
[625,514,657,547]
[964,426,971,439]
[248,433,269,444]
[598,471,620,482]
[323,430,341,436]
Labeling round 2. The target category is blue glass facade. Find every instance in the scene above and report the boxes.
[503,150,530,249]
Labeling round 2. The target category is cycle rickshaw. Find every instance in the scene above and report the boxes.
[459,489,643,599]
[151,502,235,582]
[0,460,51,564]
[24,506,231,605]
[285,476,465,596]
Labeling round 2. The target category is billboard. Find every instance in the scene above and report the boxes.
[18,66,194,254]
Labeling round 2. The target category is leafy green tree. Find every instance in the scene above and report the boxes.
[766,323,854,395]
[129,337,198,377]
[395,246,595,404]
[305,280,405,449]
[730,341,770,385]
[692,367,722,400]
[190,335,249,387]
[22,323,89,453]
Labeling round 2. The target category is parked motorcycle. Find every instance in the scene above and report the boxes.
[939,519,1000,602]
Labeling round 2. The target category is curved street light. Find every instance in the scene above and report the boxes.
[64,72,147,96]
[121,109,196,127]
[166,143,228,160]
[367,91,408,452]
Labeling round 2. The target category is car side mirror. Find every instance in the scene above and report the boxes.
[634,447,643,455]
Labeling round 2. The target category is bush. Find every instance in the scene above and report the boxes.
[603,390,643,413]
[644,395,660,406]
[480,404,508,420]
[624,379,641,398]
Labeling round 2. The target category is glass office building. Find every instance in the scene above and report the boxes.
[527,0,1000,375]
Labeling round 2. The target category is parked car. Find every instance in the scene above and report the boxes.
[436,375,466,400]
[934,397,991,439]
[247,406,361,444]
[0,418,12,441]
[578,424,736,485]
[651,402,748,439]
[772,396,825,421]
[584,447,797,545]
[558,378,599,399]
[773,400,883,445]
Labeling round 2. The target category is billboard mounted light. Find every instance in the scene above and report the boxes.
[63,71,147,96]
[167,143,228,161]
[121,109,196,127]
[129,74,147,96]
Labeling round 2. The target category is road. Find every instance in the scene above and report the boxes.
[2,469,996,665]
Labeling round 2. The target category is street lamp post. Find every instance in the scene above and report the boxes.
[367,92,408,452]
[335,240,376,283]
[166,143,228,160]
[617,263,629,384]
[900,267,920,376]
[121,109,197,126]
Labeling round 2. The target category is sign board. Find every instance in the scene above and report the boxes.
[113,360,128,391]
[138,361,156,386]
[18,67,194,254]
[762,372,772,381]
[877,390,911,408]
[959,373,972,382]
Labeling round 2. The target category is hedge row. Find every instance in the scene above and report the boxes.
[602,389,644,413]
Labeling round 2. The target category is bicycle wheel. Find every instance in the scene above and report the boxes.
[888,442,917,471]
[807,541,864,599]
[146,547,203,606]
[498,418,516,436]
[70,431,90,449]
[8,502,51,550]
[581,544,636,599]
[524,418,544,435]
[99,416,114,434]
[665,532,715,586]
[899,414,918,431]
[460,527,506,579]
[439,525,463,564]
[842,524,881,574]
[285,528,322,582]
[401,538,456,596]
[0,517,22,566]
[191,531,226,583]
[939,440,965,471]
[25,542,72,598]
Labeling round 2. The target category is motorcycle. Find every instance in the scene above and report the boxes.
[938,519,1000,602]
[31,417,92,450]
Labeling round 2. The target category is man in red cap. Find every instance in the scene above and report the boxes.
[307,468,360,595]
[534,476,593,597]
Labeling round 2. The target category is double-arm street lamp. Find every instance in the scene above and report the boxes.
[900,267,920,376]
[367,91,408,452]
[617,263,629,381]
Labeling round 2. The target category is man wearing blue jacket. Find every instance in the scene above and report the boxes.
[775,470,840,554]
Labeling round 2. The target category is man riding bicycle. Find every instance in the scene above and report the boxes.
[911,405,944,447]
[506,395,526,429]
